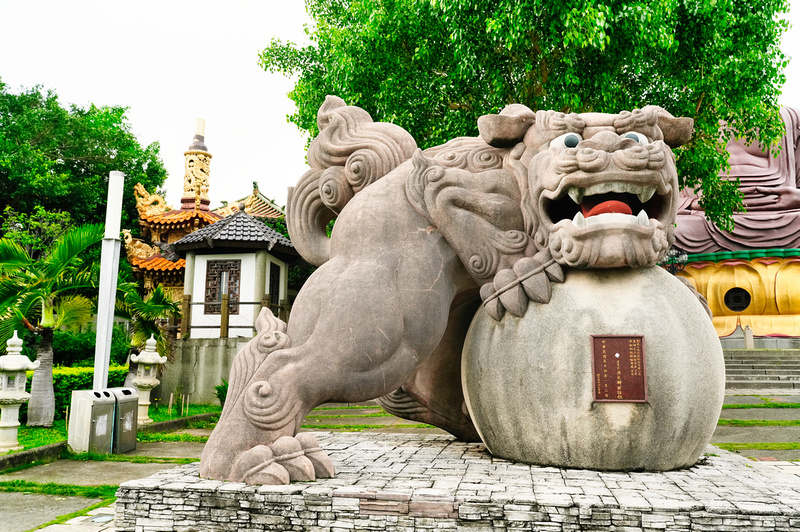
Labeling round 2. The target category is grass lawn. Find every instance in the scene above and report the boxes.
[147,402,221,423]
[10,403,222,454]
[17,419,68,450]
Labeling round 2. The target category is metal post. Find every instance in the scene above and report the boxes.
[93,171,124,390]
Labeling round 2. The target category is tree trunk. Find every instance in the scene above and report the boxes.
[27,328,56,427]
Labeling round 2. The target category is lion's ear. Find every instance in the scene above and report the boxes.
[478,104,536,148]
[656,109,694,148]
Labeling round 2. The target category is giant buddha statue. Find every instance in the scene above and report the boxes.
[674,107,800,340]
[676,106,800,252]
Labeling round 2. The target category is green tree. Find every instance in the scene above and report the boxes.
[115,283,181,387]
[115,282,181,358]
[1,205,73,260]
[0,79,168,235]
[260,0,790,231]
[0,223,104,426]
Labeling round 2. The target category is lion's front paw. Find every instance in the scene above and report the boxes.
[229,434,335,485]
[481,250,564,320]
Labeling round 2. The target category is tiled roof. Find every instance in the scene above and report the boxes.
[247,195,284,218]
[131,255,186,272]
[213,187,286,219]
[140,209,222,226]
[173,209,293,249]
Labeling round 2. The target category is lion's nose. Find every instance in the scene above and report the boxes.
[579,131,627,151]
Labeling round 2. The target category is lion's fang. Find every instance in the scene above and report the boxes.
[567,187,584,204]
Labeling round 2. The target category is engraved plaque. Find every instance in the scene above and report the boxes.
[592,335,647,402]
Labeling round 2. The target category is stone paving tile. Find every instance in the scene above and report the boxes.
[112,433,800,531]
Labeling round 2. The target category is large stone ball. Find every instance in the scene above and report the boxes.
[461,267,725,471]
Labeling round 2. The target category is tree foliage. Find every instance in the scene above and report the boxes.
[260,0,790,230]
[1,205,73,260]
[115,282,181,359]
[0,79,168,234]
[0,223,104,426]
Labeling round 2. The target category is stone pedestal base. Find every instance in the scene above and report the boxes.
[116,433,800,531]
[0,403,23,452]
[133,387,153,425]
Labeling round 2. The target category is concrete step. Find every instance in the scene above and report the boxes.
[724,363,800,368]
[724,349,800,357]
[726,374,800,381]
[726,379,800,389]
[725,357,800,364]
[726,368,800,375]
[725,355,800,360]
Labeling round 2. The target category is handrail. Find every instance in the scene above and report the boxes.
[179,294,290,339]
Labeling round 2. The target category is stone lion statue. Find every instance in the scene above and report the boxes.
[199,97,695,484]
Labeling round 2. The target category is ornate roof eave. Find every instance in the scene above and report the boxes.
[131,256,187,272]
[173,240,295,254]
[139,209,222,228]
[213,182,286,219]
[172,209,293,252]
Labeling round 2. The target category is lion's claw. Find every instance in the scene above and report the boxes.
[296,433,335,479]
[480,253,563,321]
[229,434,334,485]
[230,445,290,485]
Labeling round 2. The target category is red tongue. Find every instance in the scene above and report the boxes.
[581,200,633,217]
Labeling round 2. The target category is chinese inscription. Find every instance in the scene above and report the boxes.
[592,335,646,402]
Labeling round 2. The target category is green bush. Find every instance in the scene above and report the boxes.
[52,330,94,366]
[22,365,128,421]
[214,379,228,407]
[51,325,131,367]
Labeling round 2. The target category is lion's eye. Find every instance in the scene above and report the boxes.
[550,132,582,149]
[622,131,649,145]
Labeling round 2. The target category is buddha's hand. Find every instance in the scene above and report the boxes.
[741,186,800,211]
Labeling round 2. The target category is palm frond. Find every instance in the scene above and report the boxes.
[0,276,44,325]
[0,238,33,273]
[130,285,181,321]
[51,266,98,295]
[54,294,95,331]
[0,314,28,352]
[42,223,104,280]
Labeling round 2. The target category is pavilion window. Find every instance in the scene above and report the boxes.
[204,259,241,314]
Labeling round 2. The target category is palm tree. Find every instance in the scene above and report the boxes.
[115,282,181,386]
[0,224,104,426]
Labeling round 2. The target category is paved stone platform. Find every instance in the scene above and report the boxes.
[116,432,800,531]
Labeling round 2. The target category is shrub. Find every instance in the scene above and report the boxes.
[215,379,228,407]
[51,325,131,367]
[52,330,95,366]
[22,365,128,422]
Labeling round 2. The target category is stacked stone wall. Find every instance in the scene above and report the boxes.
[117,434,800,532]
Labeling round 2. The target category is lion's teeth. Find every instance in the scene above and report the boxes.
[637,187,656,203]
[637,210,649,226]
[567,187,584,204]
[572,211,586,227]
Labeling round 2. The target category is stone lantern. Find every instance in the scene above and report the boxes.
[130,336,167,425]
[0,331,39,452]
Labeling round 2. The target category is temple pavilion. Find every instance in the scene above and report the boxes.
[123,121,289,307]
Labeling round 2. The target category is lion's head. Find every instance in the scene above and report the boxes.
[481,105,693,269]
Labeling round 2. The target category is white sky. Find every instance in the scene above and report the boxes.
[0,0,798,210]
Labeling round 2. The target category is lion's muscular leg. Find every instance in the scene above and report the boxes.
[200,256,461,484]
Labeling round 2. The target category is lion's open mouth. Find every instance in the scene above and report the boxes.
[546,182,666,227]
